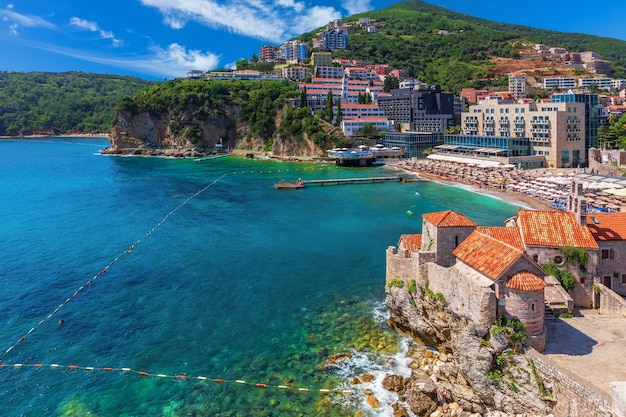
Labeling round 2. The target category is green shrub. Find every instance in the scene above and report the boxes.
[387,279,404,289]
[541,263,577,292]
[407,280,417,294]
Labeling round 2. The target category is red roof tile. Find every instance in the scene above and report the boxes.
[476,226,524,250]
[399,234,421,252]
[586,213,626,241]
[453,231,523,280]
[423,210,477,228]
[506,271,546,291]
[517,210,598,249]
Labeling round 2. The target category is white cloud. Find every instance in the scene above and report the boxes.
[139,0,341,43]
[0,7,57,33]
[341,0,373,16]
[30,41,221,78]
[69,16,122,46]
[69,17,98,32]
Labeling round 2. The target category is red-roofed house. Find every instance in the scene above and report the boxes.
[587,212,626,294]
[509,209,598,306]
[421,210,476,267]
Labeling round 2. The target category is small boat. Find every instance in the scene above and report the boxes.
[274,179,304,189]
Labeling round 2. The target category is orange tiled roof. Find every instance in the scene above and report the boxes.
[476,226,524,250]
[506,270,546,291]
[586,213,626,241]
[423,210,476,228]
[518,210,598,249]
[453,231,523,280]
[399,234,421,252]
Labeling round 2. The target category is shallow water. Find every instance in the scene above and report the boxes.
[0,138,519,416]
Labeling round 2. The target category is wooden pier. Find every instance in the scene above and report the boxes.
[298,176,421,187]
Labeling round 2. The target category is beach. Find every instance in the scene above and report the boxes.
[391,158,564,211]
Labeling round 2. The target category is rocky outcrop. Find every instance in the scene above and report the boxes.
[103,104,329,158]
[103,105,240,156]
[383,286,554,416]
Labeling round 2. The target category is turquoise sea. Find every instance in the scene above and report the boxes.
[0,138,520,417]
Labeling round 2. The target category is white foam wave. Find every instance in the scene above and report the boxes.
[332,337,419,417]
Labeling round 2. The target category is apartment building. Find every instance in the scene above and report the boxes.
[259,45,276,63]
[336,103,387,119]
[315,66,344,79]
[378,85,458,132]
[282,66,311,82]
[278,40,310,63]
[311,52,332,67]
[579,77,613,90]
[461,88,489,103]
[447,95,587,168]
[509,72,527,99]
[544,77,576,90]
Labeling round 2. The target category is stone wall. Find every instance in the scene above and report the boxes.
[526,350,614,417]
[386,246,418,286]
[612,382,626,417]
[427,262,497,335]
[386,246,436,287]
[595,241,626,297]
[589,149,626,177]
[595,283,626,317]
[526,245,595,307]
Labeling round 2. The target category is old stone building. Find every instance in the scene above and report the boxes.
[388,210,551,351]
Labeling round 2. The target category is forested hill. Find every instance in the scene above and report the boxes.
[299,1,626,93]
[0,72,152,136]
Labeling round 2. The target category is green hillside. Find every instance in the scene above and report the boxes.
[299,1,626,93]
[0,71,152,136]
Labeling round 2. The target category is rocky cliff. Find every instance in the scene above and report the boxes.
[102,79,348,158]
[104,104,242,157]
[382,286,555,416]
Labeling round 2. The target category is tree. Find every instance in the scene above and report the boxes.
[300,87,307,108]
[335,98,343,126]
[324,90,334,122]
[383,75,400,92]
[361,123,377,137]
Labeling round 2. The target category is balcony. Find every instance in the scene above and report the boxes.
[530,119,549,125]
[499,127,510,132]
[513,128,525,133]
[484,127,494,132]
[530,128,550,133]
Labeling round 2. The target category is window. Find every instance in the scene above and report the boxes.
[553,255,564,265]
[580,277,585,284]
[622,274,626,285]
[531,303,535,312]
[601,249,615,259]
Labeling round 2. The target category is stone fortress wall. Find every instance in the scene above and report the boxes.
[386,242,623,416]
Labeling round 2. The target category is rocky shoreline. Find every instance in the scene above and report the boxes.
[333,288,555,417]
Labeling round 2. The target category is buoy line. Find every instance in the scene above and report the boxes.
[0,172,228,362]
[0,362,354,396]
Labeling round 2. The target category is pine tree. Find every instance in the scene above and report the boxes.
[336,98,343,126]
[324,90,334,122]
[300,87,307,108]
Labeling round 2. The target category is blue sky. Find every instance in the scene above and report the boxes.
[0,0,624,80]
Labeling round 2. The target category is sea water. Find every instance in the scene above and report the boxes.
[0,138,519,417]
